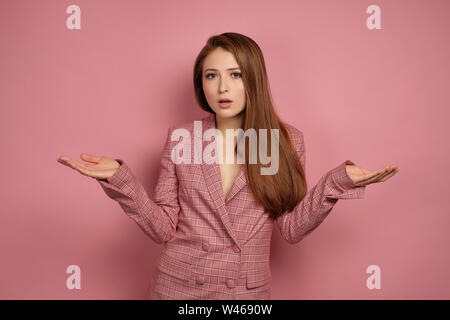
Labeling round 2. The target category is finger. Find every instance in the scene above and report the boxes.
[370,168,396,181]
[68,162,97,177]
[57,157,99,178]
[81,153,101,163]
[62,158,91,173]
[376,168,397,180]
[355,168,395,186]
[366,170,395,185]
[57,157,72,167]
[357,167,390,183]
[379,168,399,182]
[57,156,70,162]
[385,164,399,171]
[378,165,397,173]
[378,171,397,182]
[354,164,398,186]
[84,163,97,168]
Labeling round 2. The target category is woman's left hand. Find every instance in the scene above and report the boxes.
[345,164,399,187]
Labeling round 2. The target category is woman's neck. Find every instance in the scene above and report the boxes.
[214,113,244,137]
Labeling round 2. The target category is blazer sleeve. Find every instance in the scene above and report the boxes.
[96,126,180,244]
[276,127,366,244]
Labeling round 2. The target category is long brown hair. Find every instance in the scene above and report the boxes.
[193,32,307,219]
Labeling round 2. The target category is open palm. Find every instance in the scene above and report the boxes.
[57,153,120,180]
[346,164,399,187]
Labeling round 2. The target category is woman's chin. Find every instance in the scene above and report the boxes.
[214,108,245,119]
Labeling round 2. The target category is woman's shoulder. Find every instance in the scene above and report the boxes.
[281,121,304,141]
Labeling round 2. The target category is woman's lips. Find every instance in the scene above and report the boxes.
[218,101,232,108]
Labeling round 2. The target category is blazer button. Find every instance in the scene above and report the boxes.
[226,279,236,289]
[202,242,210,252]
[232,245,240,253]
[196,275,206,285]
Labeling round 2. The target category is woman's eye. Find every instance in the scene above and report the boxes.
[205,72,241,79]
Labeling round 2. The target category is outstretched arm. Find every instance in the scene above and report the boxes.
[276,127,398,244]
[97,126,181,244]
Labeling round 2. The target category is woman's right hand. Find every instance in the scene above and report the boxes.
[56,153,121,181]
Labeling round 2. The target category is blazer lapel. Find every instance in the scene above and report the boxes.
[224,167,246,204]
[197,113,245,248]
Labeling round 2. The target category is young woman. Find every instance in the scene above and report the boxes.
[57,32,398,300]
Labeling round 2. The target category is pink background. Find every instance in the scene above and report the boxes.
[1,0,449,299]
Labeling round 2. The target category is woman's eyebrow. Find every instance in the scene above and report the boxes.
[204,67,240,72]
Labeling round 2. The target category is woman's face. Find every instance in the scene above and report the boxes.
[202,47,246,122]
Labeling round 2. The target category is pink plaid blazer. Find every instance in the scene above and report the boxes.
[97,112,365,300]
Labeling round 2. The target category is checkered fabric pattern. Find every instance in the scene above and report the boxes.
[97,112,365,299]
